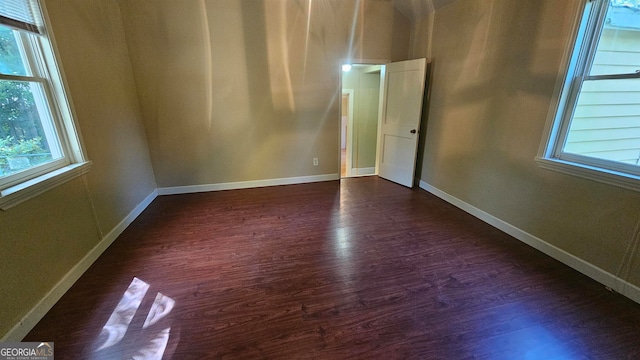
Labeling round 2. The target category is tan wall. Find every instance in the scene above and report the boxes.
[417,0,640,286]
[0,0,409,338]
[118,0,410,187]
[342,67,381,170]
[409,13,434,59]
[0,0,156,337]
[356,71,380,168]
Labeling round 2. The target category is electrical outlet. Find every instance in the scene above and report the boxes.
[313,158,319,166]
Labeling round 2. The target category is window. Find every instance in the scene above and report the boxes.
[0,0,89,209]
[538,0,640,191]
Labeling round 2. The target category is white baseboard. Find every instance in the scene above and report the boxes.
[418,180,640,304]
[3,174,338,340]
[352,167,375,176]
[10,177,637,340]
[157,174,339,195]
[1,190,158,341]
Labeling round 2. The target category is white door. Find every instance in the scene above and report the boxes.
[376,58,426,187]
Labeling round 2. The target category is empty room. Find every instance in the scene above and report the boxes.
[1,0,640,358]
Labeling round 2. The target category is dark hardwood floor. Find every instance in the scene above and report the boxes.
[25,177,640,359]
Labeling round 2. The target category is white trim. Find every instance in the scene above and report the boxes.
[342,89,355,177]
[2,174,337,340]
[38,0,89,165]
[418,179,640,305]
[340,58,390,66]
[1,189,158,341]
[537,1,591,159]
[0,161,92,210]
[535,1,640,193]
[535,157,640,192]
[375,64,386,176]
[352,167,375,176]
[339,59,389,178]
[0,0,91,210]
[157,174,339,196]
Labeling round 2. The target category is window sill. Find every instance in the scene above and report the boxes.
[535,157,640,192]
[0,161,92,210]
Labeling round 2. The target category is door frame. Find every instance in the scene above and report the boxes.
[342,89,355,177]
[374,64,386,176]
[338,58,388,178]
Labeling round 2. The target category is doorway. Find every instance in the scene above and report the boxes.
[340,64,382,178]
[339,59,428,187]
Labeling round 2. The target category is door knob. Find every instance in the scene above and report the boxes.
[410,129,417,134]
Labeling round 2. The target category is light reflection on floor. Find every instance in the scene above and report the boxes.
[334,227,352,259]
[93,277,177,360]
[476,304,578,359]
[489,325,575,359]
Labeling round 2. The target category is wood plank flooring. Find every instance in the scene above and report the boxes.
[25,177,640,359]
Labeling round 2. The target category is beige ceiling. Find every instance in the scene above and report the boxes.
[391,0,460,21]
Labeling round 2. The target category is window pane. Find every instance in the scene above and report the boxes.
[588,1,640,76]
[564,78,640,166]
[0,0,43,34]
[0,80,63,177]
[0,24,28,76]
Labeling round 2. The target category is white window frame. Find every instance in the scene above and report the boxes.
[0,0,90,210]
[536,0,640,192]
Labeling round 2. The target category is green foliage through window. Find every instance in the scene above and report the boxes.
[0,26,28,76]
[0,135,51,176]
[0,27,54,176]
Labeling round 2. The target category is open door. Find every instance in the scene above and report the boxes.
[376,58,427,187]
